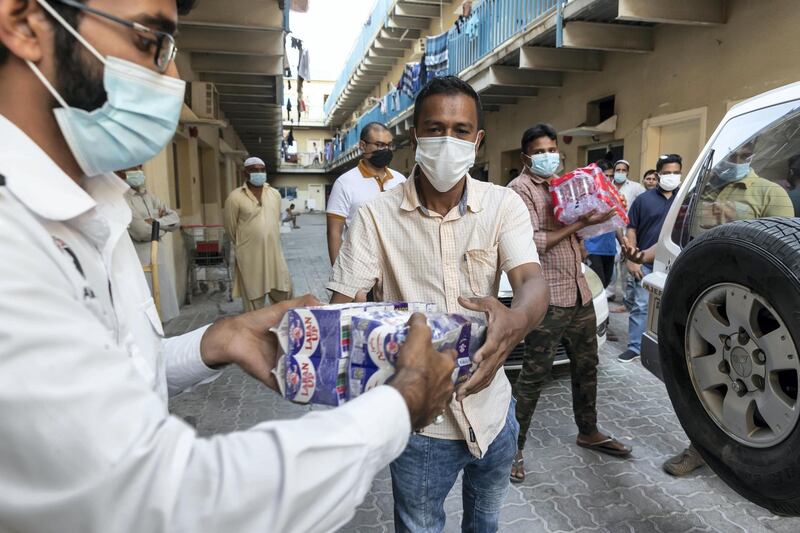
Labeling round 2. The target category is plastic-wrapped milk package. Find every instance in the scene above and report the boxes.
[271,302,392,406]
[549,163,629,238]
[347,311,485,400]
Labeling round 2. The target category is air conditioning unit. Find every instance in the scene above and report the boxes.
[410,38,425,61]
[191,81,220,120]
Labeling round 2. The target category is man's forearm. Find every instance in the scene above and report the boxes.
[326,223,344,266]
[330,291,354,304]
[543,221,583,250]
[511,274,550,333]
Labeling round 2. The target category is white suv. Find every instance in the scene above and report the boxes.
[642,82,800,515]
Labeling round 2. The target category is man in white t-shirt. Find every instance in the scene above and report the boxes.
[326,122,406,265]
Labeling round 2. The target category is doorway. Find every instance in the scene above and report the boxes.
[641,107,707,173]
[586,143,624,166]
[307,183,325,212]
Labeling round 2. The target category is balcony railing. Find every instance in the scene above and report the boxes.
[328,0,559,167]
[323,0,396,117]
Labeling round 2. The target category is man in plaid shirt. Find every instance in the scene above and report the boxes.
[507,123,633,484]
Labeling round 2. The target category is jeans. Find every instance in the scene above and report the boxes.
[390,400,519,533]
[625,263,652,354]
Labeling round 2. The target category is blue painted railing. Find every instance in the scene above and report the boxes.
[329,0,559,165]
[323,0,396,117]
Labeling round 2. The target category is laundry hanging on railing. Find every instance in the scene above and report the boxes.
[424,31,449,79]
[298,49,311,81]
[465,14,480,40]
[399,62,422,99]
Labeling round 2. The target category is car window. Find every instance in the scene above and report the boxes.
[685,99,800,240]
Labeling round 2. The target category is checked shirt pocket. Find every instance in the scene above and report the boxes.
[463,247,499,297]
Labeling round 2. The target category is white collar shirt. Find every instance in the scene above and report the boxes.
[0,116,410,532]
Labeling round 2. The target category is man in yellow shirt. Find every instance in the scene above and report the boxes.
[699,142,794,229]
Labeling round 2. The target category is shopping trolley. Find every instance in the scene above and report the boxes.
[181,225,233,304]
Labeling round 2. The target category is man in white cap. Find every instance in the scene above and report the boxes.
[224,157,292,311]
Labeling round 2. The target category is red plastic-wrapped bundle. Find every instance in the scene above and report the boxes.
[549,163,629,238]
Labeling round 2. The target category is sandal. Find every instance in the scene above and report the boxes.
[577,436,632,457]
[510,452,525,484]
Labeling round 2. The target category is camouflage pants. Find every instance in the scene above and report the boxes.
[512,303,599,450]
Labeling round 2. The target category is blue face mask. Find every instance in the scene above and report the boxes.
[613,172,628,184]
[527,152,561,177]
[26,0,185,177]
[249,172,268,187]
[125,170,146,188]
[717,159,751,183]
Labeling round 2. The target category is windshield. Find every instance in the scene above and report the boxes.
[672,99,800,246]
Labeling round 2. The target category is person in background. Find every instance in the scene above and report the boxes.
[283,203,300,229]
[508,125,632,485]
[789,155,800,216]
[117,166,181,323]
[326,122,405,265]
[329,76,549,532]
[698,141,794,227]
[642,168,659,190]
[619,154,683,364]
[584,160,619,301]
[613,160,646,208]
[609,160,646,313]
[583,160,621,340]
[224,157,291,311]
[0,1,459,531]
[507,167,520,184]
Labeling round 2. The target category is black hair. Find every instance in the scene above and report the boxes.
[656,153,683,172]
[643,168,658,179]
[360,122,391,143]
[1,1,195,65]
[594,159,612,172]
[413,75,483,130]
[520,123,557,153]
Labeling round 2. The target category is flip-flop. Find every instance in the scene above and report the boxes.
[510,457,525,484]
[577,437,632,457]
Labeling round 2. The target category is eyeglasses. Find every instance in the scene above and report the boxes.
[363,141,395,151]
[54,0,178,73]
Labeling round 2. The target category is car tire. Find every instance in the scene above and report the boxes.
[658,217,800,516]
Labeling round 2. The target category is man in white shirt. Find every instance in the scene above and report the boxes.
[0,1,456,532]
[326,122,406,265]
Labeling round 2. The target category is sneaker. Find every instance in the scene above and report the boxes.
[618,350,640,363]
[663,446,705,476]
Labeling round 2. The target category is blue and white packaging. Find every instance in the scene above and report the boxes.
[348,312,477,399]
[272,303,392,406]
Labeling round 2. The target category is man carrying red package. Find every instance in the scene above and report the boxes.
[508,123,633,484]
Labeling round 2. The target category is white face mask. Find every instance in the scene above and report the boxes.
[414,135,479,192]
[659,173,682,191]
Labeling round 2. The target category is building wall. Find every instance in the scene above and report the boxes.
[482,0,800,184]
[270,173,336,211]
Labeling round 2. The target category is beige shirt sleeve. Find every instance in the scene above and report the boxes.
[126,196,154,243]
[151,194,180,232]
[327,206,382,298]
[223,191,239,245]
[499,191,540,272]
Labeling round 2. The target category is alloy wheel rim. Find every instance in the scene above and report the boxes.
[686,283,799,448]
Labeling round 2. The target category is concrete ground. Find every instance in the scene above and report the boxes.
[168,213,800,533]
